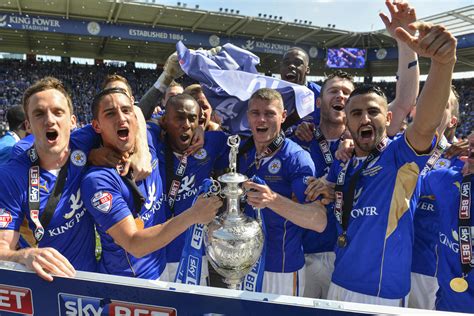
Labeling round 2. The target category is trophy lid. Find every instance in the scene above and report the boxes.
[218,172,248,184]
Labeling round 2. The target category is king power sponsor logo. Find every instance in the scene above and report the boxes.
[439,232,459,253]
[350,206,378,219]
[0,14,61,31]
[58,293,177,316]
[0,284,33,315]
[48,209,86,237]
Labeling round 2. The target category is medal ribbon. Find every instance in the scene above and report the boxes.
[165,137,188,217]
[334,138,388,244]
[245,131,285,172]
[27,147,69,243]
[240,175,267,292]
[175,178,218,285]
[120,172,146,222]
[313,127,335,166]
[420,136,448,176]
[458,174,473,274]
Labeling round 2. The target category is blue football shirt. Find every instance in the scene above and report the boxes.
[326,133,435,299]
[412,153,465,277]
[292,135,340,254]
[422,166,473,313]
[0,126,99,272]
[153,130,229,263]
[239,138,315,272]
[81,130,165,279]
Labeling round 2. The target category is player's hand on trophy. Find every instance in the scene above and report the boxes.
[191,195,223,224]
[22,247,76,282]
[335,138,354,162]
[294,121,315,142]
[304,176,335,204]
[395,21,457,65]
[243,181,277,209]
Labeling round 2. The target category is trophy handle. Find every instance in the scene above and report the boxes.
[204,178,221,198]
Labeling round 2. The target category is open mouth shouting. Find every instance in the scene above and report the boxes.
[117,127,129,141]
[283,72,298,83]
[46,130,59,143]
[332,103,345,112]
[179,133,191,143]
[358,125,375,143]
[256,126,269,134]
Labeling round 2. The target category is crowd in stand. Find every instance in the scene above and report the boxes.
[1,58,472,137]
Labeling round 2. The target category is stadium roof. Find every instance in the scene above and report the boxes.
[0,0,473,76]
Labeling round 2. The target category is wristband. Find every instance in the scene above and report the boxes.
[408,60,418,69]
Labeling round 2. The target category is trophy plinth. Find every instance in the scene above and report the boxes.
[204,136,264,290]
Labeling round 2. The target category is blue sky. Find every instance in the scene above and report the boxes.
[154,0,472,32]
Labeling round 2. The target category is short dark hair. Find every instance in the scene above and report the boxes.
[283,47,309,65]
[320,70,355,97]
[101,74,133,96]
[165,93,200,111]
[6,105,26,131]
[91,87,130,119]
[347,84,387,105]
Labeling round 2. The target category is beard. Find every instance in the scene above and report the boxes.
[350,124,386,155]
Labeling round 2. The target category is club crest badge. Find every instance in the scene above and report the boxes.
[193,148,207,160]
[433,158,451,170]
[268,158,282,174]
[91,191,113,213]
[71,150,87,167]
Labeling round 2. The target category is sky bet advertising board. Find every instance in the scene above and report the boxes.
[0,261,432,316]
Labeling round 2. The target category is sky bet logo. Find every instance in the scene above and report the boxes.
[58,293,176,316]
[0,284,33,315]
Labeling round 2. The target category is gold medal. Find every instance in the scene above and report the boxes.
[134,217,144,230]
[450,277,468,293]
[337,234,348,248]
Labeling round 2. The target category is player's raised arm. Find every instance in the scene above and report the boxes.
[380,0,420,136]
[399,22,457,153]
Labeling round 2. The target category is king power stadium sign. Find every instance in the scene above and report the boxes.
[0,12,318,56]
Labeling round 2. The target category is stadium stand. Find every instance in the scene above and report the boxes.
[1,59,471,137]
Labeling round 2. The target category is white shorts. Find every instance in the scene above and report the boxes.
[327,282,408,307]
[408,272,438,310]
[303,252,335,299]
[262,267,305,296]
[160,258,210,286]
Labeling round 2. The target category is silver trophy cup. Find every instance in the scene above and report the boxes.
[205,135,264,290]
